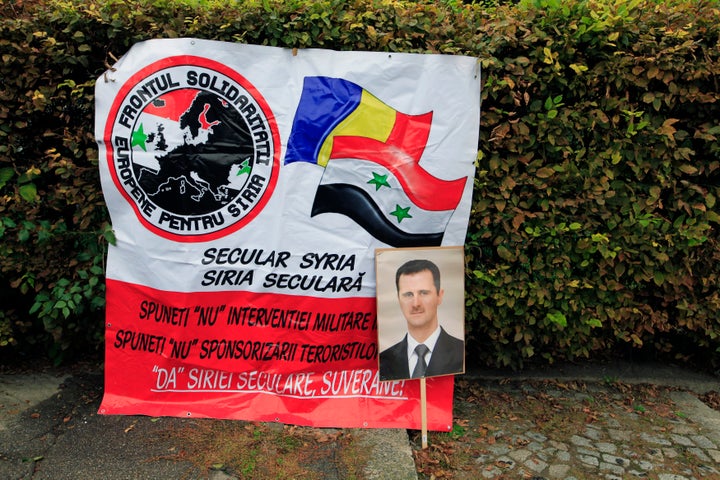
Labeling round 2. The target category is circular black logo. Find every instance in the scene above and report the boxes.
[104,57,280,241]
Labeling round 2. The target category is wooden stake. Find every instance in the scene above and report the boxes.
[420,377,428,449]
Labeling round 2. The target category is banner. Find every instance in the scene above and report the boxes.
[96,39,480,430]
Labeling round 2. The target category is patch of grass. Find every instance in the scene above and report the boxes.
[336,430,373,480]
[603,375,619,385]
[153,420,369,479]
[446,423,467,440]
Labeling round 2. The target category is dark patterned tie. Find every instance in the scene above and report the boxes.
[412,344,430,378]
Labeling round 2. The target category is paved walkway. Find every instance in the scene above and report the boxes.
[0,361,718,479]
[0,367,416,480]
[458,383,720,479]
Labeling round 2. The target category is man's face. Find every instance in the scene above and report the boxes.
[397,270,444,332]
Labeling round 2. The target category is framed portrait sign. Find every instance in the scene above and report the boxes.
[376,246,465,382]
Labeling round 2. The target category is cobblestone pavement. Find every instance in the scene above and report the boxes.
[415,377,720,480]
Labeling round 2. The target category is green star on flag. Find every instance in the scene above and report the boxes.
[390,204,412,223]
[131,124,148,151]
[367,172,391,190]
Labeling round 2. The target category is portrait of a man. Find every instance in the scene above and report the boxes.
[376,249,465,381]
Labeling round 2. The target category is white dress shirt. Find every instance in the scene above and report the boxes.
[406,326,441,375]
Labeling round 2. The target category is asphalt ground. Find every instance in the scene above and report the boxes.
[0,362,416,480]
[1,360,718,479]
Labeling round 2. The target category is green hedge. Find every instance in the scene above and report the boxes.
[469,0,720,368]
[0,0,718,368]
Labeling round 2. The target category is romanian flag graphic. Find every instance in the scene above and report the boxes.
[285,77,467,247]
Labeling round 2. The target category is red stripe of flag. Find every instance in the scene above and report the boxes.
[329,111,466,211]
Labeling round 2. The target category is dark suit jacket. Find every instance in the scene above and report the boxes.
[379,327,464,381]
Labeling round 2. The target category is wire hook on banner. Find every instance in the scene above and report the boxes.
[103,51,119,83]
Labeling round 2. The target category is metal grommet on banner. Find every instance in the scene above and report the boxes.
[186,412,192,416]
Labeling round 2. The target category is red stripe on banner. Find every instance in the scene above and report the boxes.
[100,279,455,430]
[329,112,467,211]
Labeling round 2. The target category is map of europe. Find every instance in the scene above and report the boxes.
[131,90,255,216]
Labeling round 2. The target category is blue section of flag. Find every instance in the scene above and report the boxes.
[284,77,363,164]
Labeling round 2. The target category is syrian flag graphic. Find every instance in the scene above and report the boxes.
[285,77,467,247]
